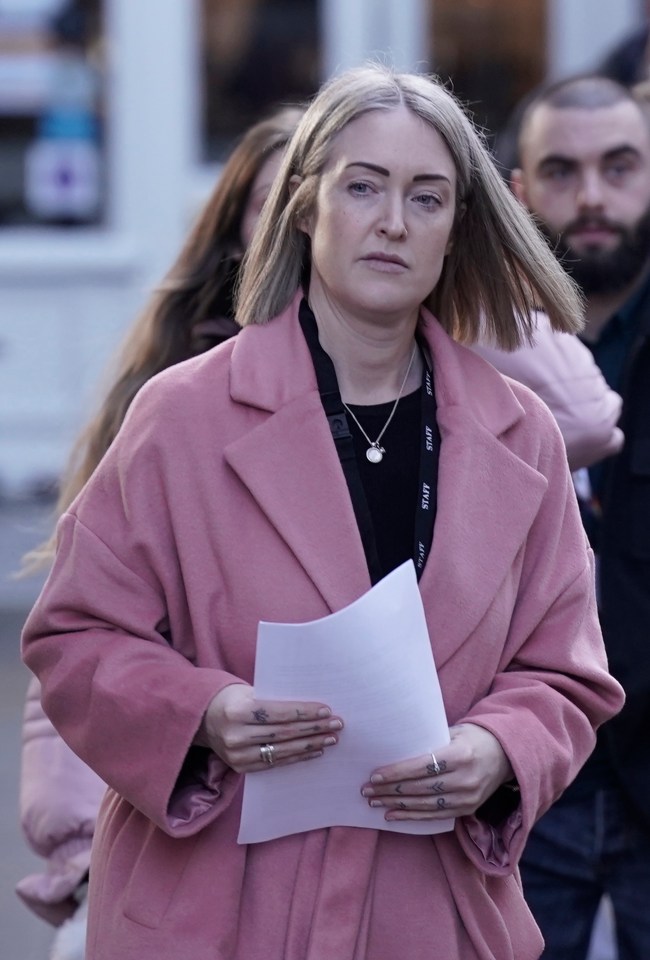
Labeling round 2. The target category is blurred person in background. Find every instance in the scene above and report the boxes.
[20,62,623,960]
[511,74,650,959]
[16,104,302,960]
[473,310,623,472]
[477,94,624,472]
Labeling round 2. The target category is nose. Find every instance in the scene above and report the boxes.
[378,193,407,239]
[576,170,605,211]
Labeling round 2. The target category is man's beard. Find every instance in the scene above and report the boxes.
[536,206,650,296]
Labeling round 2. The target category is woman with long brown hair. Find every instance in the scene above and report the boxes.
[17,104,302,960]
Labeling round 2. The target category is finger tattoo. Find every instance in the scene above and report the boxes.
[395,782,403,795]
[436,797,447,809]
[429,781,444,794]
[252,709,269,724]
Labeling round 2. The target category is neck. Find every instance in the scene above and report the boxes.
[582,264,650,343]
[308,290,423,405]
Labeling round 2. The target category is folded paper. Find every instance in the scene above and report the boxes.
[238,561,453,844]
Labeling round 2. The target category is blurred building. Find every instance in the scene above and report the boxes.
[0,0,645,496]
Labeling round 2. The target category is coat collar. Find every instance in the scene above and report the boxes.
[229,293,526,434]
[226,293,547,666]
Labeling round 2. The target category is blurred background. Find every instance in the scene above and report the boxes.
[1,0,648,498]
[1,0,647,956]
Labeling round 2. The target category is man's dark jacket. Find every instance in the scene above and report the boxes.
[598,281,650,828]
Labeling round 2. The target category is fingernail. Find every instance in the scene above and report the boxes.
[323,736,337,746]
[318,708,331,718]
[361,787,373,797]
[305,750,323,760]
[369,800,383,808]
[371,774,384,784]
[328,719,343,730]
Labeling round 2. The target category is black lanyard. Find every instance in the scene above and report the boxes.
[299,299,439,584]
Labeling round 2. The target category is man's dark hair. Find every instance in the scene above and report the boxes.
[494,74,641,175]
[515,74,639,165]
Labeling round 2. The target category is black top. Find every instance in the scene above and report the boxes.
[345,389,421,579]
[565,274,650,816]
[298,298,439,585]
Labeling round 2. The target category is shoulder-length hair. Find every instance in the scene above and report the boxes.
[24,105,303,571]
[237,63,584,349]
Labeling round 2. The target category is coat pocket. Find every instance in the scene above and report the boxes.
[122,824,199,929]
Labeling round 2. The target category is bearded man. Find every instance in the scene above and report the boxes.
[511,74,650,960]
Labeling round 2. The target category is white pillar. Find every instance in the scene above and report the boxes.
[320,0,371,78]
[320,0,428,78]
[106,0,198,282]
[383,0,430,73]
[548,0,642,79]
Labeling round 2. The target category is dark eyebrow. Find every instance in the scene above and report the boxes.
[345,161,452,184]
[538,144,642,173]
[537,154,576,173]
[601,145,642,163]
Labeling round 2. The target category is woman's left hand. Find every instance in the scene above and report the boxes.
[360,723,515,821]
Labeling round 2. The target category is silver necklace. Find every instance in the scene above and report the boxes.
[342,344,417,464]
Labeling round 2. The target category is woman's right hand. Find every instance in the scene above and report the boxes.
[195,684,344,772]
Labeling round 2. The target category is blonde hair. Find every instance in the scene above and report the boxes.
[237,63,584,348]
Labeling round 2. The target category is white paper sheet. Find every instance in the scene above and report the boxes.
[238,560,453,844]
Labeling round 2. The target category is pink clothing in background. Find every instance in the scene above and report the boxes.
[473,311,623,470]
[17,676,105,926]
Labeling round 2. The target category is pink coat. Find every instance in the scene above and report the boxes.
[22,294,624,960]
[16,308,623,929]
[17,675,105,925]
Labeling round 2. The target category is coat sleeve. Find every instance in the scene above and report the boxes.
[21,382,247,840]
[473,311,623,470]
[16,675,105,926]
[452,389,624,875]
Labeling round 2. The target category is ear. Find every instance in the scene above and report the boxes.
[510,168,528,206]
[289,174,312,236]
[288,174,302,198]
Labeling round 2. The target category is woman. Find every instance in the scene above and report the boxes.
[17,105,302,958]
[22,64,624,960]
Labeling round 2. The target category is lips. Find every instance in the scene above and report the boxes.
[361,252,409,268]
[566,221,621,241]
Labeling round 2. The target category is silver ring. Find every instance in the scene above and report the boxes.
[260,744,275,765]
[430,752,441,776]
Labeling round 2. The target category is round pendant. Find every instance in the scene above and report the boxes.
[366,446,384,464]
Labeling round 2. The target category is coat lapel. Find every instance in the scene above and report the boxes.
[421,404,547,670]
[418,314,548,669]
[225,296,371,612]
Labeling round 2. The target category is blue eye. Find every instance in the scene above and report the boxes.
[349,181,373,195]
[414,192,441,208]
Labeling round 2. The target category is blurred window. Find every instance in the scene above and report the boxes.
[429,0,546,143]
[200,0,320,162]
[0,0,104,227]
